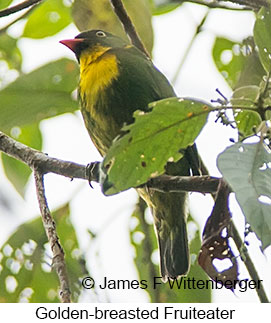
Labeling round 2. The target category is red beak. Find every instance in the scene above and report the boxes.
[59,38,84,52]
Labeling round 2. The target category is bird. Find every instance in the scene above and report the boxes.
[60,29,197,281]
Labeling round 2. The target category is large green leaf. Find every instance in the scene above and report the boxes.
[217,142,271,249]
[0,58,78,132]
[1,124,42,197]
[102,98,211,195]
[23,0,72,38]
[0,33,22,71]
[254,7,271,73]
[130,201,211,302]
[0,204,86,302]
[213,36,265,90]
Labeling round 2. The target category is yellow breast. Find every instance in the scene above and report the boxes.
[78,46,120,155]
[79,46,119,111]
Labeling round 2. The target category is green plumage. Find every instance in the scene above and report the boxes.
[62,30,194,280]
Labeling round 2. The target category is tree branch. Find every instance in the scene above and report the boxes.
[179,0,269,10]
[172,11,209,85]
[0,6,36,35]
[145,174,220,193]
[0,130,221,193]
[0,131,93,181]
[222,0,270,9]
[230,222,269,303]
[0,0,43,18]
[179,0,251,10]
[34,170,71,303]
[109,0,150,58]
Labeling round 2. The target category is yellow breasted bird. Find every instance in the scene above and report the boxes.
[60,30,196,281]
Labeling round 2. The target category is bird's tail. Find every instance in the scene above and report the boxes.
[150,190,190,281]
[156,209,189,281]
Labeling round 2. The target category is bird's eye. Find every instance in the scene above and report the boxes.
[96,31,106,37]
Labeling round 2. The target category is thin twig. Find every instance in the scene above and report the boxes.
[172,11,209,85]
[0,6,37,35]
[230,222,269,303]
[206,179,269,303]
[34,170,71,303]
[145,174,220,193]
[222,0,269,9]
[0,0,43,18]
[179,0,259,10]
[109,0,150,58]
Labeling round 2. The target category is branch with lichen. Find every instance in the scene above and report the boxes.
[34,171,71,303]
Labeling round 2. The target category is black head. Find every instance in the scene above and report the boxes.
[60,30,128,61]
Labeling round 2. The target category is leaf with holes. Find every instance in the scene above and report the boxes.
[217,142,271,249]
[102,98,211,195]
[0,204,86,302]
[254,7,271,73]
[198,181,238,286]
[0,59,78,132]
[213,37,265,89]
[212,37,245,89]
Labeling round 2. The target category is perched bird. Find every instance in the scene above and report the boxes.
[60,30,197,281]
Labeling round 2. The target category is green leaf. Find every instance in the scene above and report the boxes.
[149,0,182,15]
[0,0,12,10]
[235,47,266,88]
[102,98,210,195]
[212,37,245,89]
[217,142,271,249]
[1,123,42,197]
[23,0,72,38]
[0,58,78,132]
[0,33,22,70]
[254,7,271,73]
[130,202,211,302]
[0,204,86,302]
[235,110,261,137]
[231,86,261,136]
[231,85,260,108]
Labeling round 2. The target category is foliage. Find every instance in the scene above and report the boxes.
[0,59,78,132]
[1,124,42,196]
[0,204,87,302]
[218,141,271,249]
[23,0,72,39]
[0,0,271,303]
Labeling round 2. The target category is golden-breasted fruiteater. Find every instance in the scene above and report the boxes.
[60,30,196,281]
